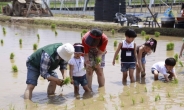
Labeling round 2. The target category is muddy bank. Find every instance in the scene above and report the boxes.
[0,15,183,37]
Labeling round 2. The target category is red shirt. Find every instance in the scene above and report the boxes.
[82,31,108,53]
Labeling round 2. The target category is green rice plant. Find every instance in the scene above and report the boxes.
[1,39,3,44]
[167,92,171,97]
[10,53,15,59]
[141,30,146,36]
[9,104,15,110]
[152,86,155,92]
[115,105,118,110]
[180,103,183,106]
[19,39,22,45]
[145,35,150,41]
[63,77,71,85]
[154,31,160,37]
[166,42,174,51]
[111,29,115,35]
[144,87,147,92]
[2,27,6,35]
[155,94,161,101]
[121,102,124,107]
[171,79,178,84]
[83,101,85,106]
[95,57,101,64]
[140,97,144,103]
[174,53,178,62]
[55,31,58,36]
[12,65,18,72]
[114,40,118,47]
[25,103,27,109]
[51,23,56,29]
[116,54,119,60]
[132,98,135,105]
[101,95,105,101]
[37,34,40,39]
[82,29,87,34]
[65,104,67,110]
[33,43,38,50]
[35,103,38,107]
[179,60,183,67]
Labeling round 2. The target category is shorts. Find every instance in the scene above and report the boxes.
[151,68,159,74]
[141,57,146,64]
[73,74,88,86]
[26,61,58,86]
[121,63,136,72]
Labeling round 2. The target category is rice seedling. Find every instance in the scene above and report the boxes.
[25,104,27,109]
[167,92,171,97]
[63,77,71,85]
[171,79,178,84]
[51,23,56,29]
[166,42,174,51]
[19,39,22,45]
[95,57,101,64]
[83,101,85,106]
[114,40,118,47]
[144,87,147,92]
[180,103,183,106]
[141,30,146,36]
[65,104,67,110]
[33,43,37,50]
[82,29,87,34]
[155,94,161,102]
[145,35,150,41]
[111,29,115,35]
[132,98,135,105]
[37,34,40,39]
[9,104,15,110]
[12,65,18,72]
[154,31,160,37]
[174,53,178,62]
[55,31,58,36]
[2,27,6,35]
[116,54,119,60]
[152,86,155,92]
[10,53,15,59]
[1,39,3,44]
[140,97,144,103]
[179,60,183,67]
[101,95,105,101]
[35,103,38,107]
[115,105,118,110]
[121,102,124,107]
[126,91,130,96]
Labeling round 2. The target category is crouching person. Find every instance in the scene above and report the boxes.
[24,43,74,100]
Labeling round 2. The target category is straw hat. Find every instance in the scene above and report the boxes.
[57,43,74,61]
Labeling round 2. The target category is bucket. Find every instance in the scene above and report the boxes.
[161,17,175,28]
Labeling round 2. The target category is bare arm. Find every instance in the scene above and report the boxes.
[179,43,184,58]
[137,46,144,72]
[134,43,138,66]
[69,64,74,84]
[164,74,170,82]
[112,42,122,65]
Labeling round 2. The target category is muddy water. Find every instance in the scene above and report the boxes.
[0,24,184,110]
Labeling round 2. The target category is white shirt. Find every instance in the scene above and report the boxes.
[152,62,175,75]
[68,56,86,76]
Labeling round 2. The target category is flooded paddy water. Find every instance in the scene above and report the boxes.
[0,23,184,110]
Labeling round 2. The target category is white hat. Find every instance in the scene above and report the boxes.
[57,43,74,61]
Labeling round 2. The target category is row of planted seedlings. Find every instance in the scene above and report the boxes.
[1,25,54,73]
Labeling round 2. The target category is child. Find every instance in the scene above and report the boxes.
[151,57,177,82]
[179,42,184,58]
[68,43,91,96]
[112,29,138,84]
[136,38,157,78]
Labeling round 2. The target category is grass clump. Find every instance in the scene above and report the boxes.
[141,30,146,36]
[37,34,40,39]
[63,77,71,85]
[166,42,174,51]
[179,60,183,67]
[33,43,38,50]
[155,94,161,102]
[174,53,178,62]
[114,40,118,47]
[145,35,150,41]
[154,31,160,37]
[51,23,56,29]
[10,53,15,59]
[12,65,18,72]
[19,39,22,44]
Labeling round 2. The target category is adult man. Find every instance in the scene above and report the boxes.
[24,43,74,100]
[82,28,108,90]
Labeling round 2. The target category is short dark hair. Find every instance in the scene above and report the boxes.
[125,29,137,38]
[90,28,103,37]
[165,57,176,66]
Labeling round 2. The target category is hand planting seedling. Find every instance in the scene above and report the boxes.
[63,77,71,85]
[95,57,101,65]
[179,61,183,67]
